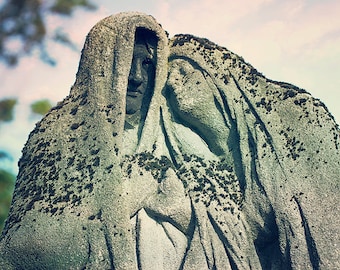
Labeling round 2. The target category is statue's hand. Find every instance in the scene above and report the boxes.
[121,154,191,234]
[144,168,192,234]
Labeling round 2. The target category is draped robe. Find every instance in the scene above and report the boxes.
[0,12,183,270]
[165,34,340,269]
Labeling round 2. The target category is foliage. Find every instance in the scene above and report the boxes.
[0,169,15,233]
[31,99,53,115]
[0,101,16,232]
[0,151,11,160]
[50,0,96,15]
[0,0,96,66]
[0,98,17,122]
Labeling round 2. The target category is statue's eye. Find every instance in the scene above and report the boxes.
[143,57,153,67]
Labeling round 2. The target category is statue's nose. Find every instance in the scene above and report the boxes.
[129,60,143,86]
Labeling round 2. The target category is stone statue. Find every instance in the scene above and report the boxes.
[1,12,339,269]
[165,35,340,269]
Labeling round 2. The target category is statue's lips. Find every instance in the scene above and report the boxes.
[127,89,142,98]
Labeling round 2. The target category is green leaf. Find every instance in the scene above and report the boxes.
[0,169,15,233]
[0,98,17,122]
[0,169,15,186]
[31,99,53,115]
[50,0,97,15]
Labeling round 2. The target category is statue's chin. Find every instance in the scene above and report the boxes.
[126,101,137,115]
[126,95,143,115]
[126,109,136,115]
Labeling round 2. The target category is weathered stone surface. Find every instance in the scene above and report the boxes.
[0,12,339,269]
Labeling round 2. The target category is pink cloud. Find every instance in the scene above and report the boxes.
[155,0,274,40]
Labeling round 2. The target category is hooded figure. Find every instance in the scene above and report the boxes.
[163,34,340,269]
[0,12,192,269]
[1,12,339,270]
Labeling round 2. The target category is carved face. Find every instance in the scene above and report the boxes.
[126,43,156,115]
[167,59,214,116]
[167,59,231,156]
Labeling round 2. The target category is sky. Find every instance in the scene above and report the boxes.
[0,0,339,174]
